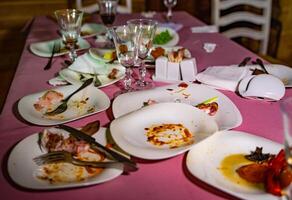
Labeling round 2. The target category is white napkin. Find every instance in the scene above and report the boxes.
[159,22,183,32]
[68,53,108,75]
[48,76,68,86]
[191,25,218,33]
[196,65,249,91]
[141,11,156,18]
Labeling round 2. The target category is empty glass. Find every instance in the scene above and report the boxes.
[127,19,158,90]
[163,0,177,21]
[109,25,139,95]
[280,96,292,198]
[55,9,83,62]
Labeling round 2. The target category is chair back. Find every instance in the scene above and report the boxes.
[76,0,132,14]
[211,0,272,54]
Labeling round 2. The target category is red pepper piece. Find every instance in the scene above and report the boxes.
[265,150,286,196]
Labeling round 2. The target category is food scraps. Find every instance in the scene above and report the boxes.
[36,127,105,183]
[220,147,292,197]
[195,97,219,116]
[153,30,173,45]
[145,123,194,148]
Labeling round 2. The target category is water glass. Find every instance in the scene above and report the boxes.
[163,0,177,21]
[109,25,139,95]
[280,96,292,197]
[55,9,83,62]
[127,19,158,90]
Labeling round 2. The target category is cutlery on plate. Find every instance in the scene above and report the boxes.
[58,124,138,171]
[45,78,93,116]
[44,41,60,70]
[33,151,121,168]
[255,58,269,74]
[238,57,251,67]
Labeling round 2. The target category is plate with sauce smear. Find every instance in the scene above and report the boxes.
[186,131,282,200]
[110,102,218,160]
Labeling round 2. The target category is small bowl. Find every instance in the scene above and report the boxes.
[89,48,116,63]
[238,74,285,101]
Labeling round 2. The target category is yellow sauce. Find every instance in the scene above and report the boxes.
[218,154,264,190]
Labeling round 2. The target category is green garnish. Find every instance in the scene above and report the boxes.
[200,96,218,105]
[153,30,173,45]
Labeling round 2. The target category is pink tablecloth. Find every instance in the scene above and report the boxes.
[0,11,290,200]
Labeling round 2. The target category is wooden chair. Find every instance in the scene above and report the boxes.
[75,0,132,14]
[211,0,272,54]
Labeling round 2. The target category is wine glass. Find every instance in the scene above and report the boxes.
[127,19,158,90]
[109,25,139,95]
[98,0,118,47]
[163,0,177,22]
[98,0,117,26]
[54,9,83,62]
[280,96,292,198]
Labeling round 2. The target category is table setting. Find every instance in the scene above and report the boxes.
[1,4,292,200]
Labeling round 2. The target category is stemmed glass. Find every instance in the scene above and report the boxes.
[280,97,292,198]
[54,9,83,62]
[163,0,177,22]
[99,0,117,26]
[127,19,158,90]
[98,0,118,47]
[109,25,139,95]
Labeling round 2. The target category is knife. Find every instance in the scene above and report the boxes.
[58,124,138,171]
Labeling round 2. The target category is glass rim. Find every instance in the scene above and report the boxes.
[54,9,84,16]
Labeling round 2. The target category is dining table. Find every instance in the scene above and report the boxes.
[0,11,290,200]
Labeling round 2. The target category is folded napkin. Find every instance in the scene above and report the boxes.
[159,22,183,32]
[48,53,109,86]
[48,76,68,86]
[196,65,249,91]
[68,53,108,75]
[141,11,156,18]
[191,25,218,33]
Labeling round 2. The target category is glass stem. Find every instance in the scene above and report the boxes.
[68,42,77,62]
[139,60,146,85]
[124,67,132,91]
[167,7,172,21]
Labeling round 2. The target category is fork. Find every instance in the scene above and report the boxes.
[44,41,60,70]
[238,57,251,67]
[33,151,120,168]
[45,78,93,116]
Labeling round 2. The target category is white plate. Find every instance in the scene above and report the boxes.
[112,83,242,131]
[110,102,218,160]
[81,23,107,38]
[89,47,116,63]
[29,37,90,57]
[59,64,125,87]
[186,130,282,200]
[256,64,292,88]
[18,84,110,126]
[7,127,123,190]
[153,27,179,47]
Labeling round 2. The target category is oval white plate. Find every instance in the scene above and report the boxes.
[186,130,282,200]
[110,102,218,160]
[153,27,179,47]
[257,64,292,88]
[7,127,123,190]
[81,23,107,38]
[112,83,242,131]
[18,84,110,126]
[59,64,125,87]
[29,37,90,57]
